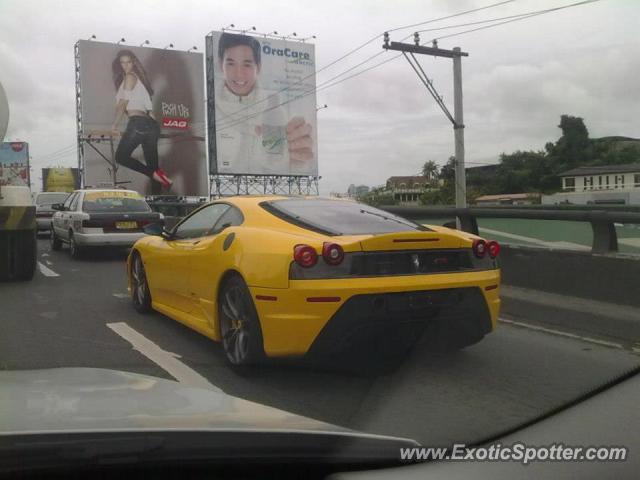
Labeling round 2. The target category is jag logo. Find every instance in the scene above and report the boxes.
[162,117,189,130]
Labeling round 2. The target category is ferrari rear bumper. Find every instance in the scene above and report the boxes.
[306,287,492,358]
[250,269,500,358]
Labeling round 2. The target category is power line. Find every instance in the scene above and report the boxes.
[387,0,518,33]
[415,7,567,34]
[33,144,77,164]
[32,143,76,161]
[431,0,602,42]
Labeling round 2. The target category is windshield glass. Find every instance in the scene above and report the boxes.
[263,199,430,235]
[1,0,638,475]
[35,192,69,206]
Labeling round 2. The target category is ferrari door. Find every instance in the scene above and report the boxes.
[187,204,246,325]
[149,203,231,314]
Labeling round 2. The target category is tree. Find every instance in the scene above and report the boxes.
[422,160,439,183]
[546,115,592,170]
[421,157,456,205]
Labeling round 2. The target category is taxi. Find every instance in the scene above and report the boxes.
[50,188,163,258]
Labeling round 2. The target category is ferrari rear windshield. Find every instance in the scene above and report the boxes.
[262,199,431,235]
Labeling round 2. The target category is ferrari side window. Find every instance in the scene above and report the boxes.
[211,206,244,234]
[173,203,230,239]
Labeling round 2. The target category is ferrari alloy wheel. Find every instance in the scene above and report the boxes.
[219,275,264,366]
[131,254,152,313]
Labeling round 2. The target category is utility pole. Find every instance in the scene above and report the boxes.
[383,33,468,223]
[452,47,466,213]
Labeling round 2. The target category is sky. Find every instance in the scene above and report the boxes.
[0,0,638,194]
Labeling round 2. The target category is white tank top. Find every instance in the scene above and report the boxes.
[116,74,152,112]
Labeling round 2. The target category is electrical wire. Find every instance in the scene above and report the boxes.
[431,0,601,42]
[416,7,568,34]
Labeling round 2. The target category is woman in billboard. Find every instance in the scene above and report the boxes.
[110,50,172,189]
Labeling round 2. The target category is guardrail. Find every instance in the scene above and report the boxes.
[379,205,640,254]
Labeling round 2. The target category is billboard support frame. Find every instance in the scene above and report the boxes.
[205,35,217,181]
[74,42,85,187]
[210,174,319,197]
[75,41,121,188]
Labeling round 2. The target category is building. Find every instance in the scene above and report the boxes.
[386,176,431,204]
[543,163,640,205]
[474,193,541,206]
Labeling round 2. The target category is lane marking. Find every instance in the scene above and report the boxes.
[41,253,49,257]
[45,260,53,266]
[106,322,220,391]
[499,317,627,351]
[38,262,60,277]
[112,293,129,299]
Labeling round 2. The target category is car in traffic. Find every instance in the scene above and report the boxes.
[50,188,163,258]
[127,196,501,366]
[34,191,69,234]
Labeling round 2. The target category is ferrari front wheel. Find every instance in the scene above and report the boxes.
[219,275,264,367]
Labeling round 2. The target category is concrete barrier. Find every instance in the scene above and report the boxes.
[500,245,640,308]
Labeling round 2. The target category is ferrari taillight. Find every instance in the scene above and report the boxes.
[322,242,344,265]
[294,244,318,268]
[472,239,487,258]
[487,240,501,258]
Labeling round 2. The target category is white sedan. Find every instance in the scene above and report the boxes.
[50,188,163,258]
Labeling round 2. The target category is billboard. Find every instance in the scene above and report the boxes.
[206,32,318,176]
[76,40,207,196]
[42,168,80,193]
[0,142,29,187]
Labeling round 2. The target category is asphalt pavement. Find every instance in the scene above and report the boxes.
[1,237,638,446]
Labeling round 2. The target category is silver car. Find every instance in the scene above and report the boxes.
[34,191,69,233]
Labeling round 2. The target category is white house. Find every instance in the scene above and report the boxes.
[543,163,640,205]
[475,193,541,206]
[386,176,433,204]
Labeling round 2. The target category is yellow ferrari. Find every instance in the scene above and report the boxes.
[128,196,501,366]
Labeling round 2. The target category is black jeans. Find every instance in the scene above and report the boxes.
[115,115,160,179]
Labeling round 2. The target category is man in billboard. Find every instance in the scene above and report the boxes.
[215,33,314,174]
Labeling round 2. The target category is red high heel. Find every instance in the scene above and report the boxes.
[153,169,173,188]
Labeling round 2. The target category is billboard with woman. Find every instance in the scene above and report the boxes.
[76,40,207,196]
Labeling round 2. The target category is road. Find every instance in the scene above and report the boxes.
[1,238,638,447]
